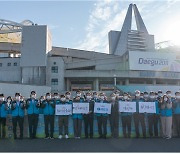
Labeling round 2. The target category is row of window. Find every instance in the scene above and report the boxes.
[51,78,58,85]
[0,62,18,67]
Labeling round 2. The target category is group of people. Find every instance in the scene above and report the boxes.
[0,89,180,140]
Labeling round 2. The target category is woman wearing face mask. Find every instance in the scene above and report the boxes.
[172,91,180,137]
[147,91,160,138]
[72,95,84,139]
[120,92,132,138]
[95,92,109,139]
[83,92,94,139]
[160,94,173,139]
[11,93,26,139]
[0,94,10,139]
[133,90,146,138]
[58,94,70,139]
[41,93,55,139]
[26,91,40,139]
[109,93,119,138]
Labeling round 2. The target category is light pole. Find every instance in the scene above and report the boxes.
[114,74,117,87]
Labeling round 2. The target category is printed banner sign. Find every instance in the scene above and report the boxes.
[55,104,72,115]
[119,101,136,113]
[73,103,89,114]
[139,102,156,113]
[129,51,180,72]
[94,103,111,114]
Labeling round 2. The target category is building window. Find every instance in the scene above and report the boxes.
[7,63,11,66]
[14,62,17,66]
[53,62,56,65]
[51,66,58,73]
[51,78,58,85]
[0,63,2,67]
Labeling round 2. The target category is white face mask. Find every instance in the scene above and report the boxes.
[61,98,66,102]
[144,95,148,98]
[86,96,92,100]
[66,95,71,99]
[167,94,171,97]
[150,96,155,99]
[158,93,162,97]
[20,99,24,101]
[7,99,11,103]
[136,94,140,97]
[40,99,44,102]
[47,96,51,100]
[124,96,128,100]
[77,93,81,97]
[31,95,36,99]
[100,96,104,100]
[140,96,144,98]
[111,97,116,100]
[55,96,60,99]
[0,97,4,101]
[164,97,168,101]
[93,95,98,98]
[16,96,20,101]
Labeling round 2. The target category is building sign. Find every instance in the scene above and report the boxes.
[94,103,111,114]
[119,101,136,113]
[129,51,180,72]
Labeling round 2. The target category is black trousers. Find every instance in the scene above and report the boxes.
[0,117,6,138]
[109,114,119,138]
[174,114,180,137]
[121,115,132,138]
[97,116,107,137]
[133,113,146,138]
[73,119,82,137]
[148,114,159,137]
[28,114,39,138]
[44,115,54,138]
[83,115,94,138]
[12,116,24,138]
[59,116,69,135]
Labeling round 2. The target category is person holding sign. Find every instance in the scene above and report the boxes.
[109,93,119,138]
[120,92,133,138]
[83,92,94,139]
[160,94,173,139]
[172,91,180,137]
[41,93,55,139]
[57,94,71,139]
[147,91,160,138]
[11,93,26,140]
[95,92,109,139]
[72,92,84,139]
[26,91,40,139]
[133,90,146,139]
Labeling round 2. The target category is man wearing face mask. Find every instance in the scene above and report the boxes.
[0,94,10,139]
[92,91,99,102]
[120,92,132,138]
[57,94,70,139]
[160,94,172,139]
[166,90,174,102]
[65,91,72,102]
[11,93,25,139]
[26,91,40,139]
[41,93,55,139]
[83,92,94,139]
[109,93,119,138]
[133,90,146,138]
[172,91,180,137]
[147,91,159,138]
[143,92,149,102]
[96,92,109,139]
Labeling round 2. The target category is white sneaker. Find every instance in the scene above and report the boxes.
[58,135,63,139]
[65,134,69,139]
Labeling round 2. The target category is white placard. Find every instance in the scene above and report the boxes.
[139,102,156,113]
[94,103,111,114]
[119,101,136,113]
[73,103,89,114]
[55,104,72,115]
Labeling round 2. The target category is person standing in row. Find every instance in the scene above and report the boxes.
[83,92,94,139]
[133,90,146,138]
[160,94,173,139]
[173,91,180,137]
[11,93,26,139]
[41,93,55,139]
[0,94,10,139]
[96,92,109,139]
[120,92,132,138]
[109,93,119,138]
[26,91,40,139]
